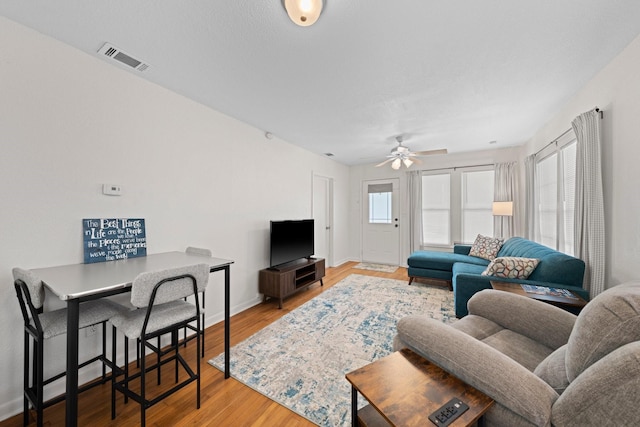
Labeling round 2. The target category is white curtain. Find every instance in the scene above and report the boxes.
[406,170,422,253]
[524,154,536,240]
[572,109,605,297]
[493,162,517,239]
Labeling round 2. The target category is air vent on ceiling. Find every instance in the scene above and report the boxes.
[97,43,149,72]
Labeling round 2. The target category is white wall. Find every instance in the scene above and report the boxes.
[0,17,350,419]
[522,32,640,288]
[349,147,521,266]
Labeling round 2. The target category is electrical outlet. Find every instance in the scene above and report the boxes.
[85,324,98,337]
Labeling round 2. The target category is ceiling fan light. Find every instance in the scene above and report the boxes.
[403,158,413,168]
[284,0,324,26]
[391,158,401,170]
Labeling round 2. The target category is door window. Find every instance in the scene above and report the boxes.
[368,183,393,224]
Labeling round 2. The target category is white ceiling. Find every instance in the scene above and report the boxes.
[2,1,640,165]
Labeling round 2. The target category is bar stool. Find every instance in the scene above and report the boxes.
[13,267,126,427]
[110,263,209,427]
[135,247,211,370]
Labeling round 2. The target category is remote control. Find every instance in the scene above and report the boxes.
[428,397,469,426]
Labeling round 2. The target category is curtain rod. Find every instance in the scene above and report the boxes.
[535,106,603,156]
[418,163,494,173]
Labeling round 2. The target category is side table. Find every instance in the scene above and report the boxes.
[345,348,494,427]
[490,281,587,311]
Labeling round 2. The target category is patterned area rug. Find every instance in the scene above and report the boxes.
[209,274,455,426]
[353,262,398,273]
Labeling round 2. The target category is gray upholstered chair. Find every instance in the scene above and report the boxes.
[13,267,125,427]
[393,281,640,426]
[109,263,209,427]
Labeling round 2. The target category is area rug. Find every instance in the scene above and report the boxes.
[353,262,398,273]
[209,274,455,426]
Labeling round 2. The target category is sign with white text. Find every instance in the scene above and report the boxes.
[83,218,147,263]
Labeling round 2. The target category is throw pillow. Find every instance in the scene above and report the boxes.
[469,234,504,261]
[481,256,540,279]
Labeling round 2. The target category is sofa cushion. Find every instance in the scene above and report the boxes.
[565,281,640,381]
[408,251,489,271]
[482,329,554,372]
[534,345,570,394]
[452,262,487,276]
[482,257,540,279]
[469,234,504,260]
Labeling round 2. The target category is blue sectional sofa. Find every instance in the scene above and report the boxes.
[408,237,587,317]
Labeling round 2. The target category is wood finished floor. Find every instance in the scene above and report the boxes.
[2,262,412,427]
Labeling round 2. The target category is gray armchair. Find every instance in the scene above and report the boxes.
[393,281,640,426]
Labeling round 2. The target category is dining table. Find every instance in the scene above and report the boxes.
[30,251,234,427]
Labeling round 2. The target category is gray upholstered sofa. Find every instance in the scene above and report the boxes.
[393,281,640,426]
[408,237,587,317]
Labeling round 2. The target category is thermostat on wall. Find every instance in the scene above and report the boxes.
[102,184,122,196]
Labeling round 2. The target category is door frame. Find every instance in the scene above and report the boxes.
[361,178,400,265]
[312,173,334,267]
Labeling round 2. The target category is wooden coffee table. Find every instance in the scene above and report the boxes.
[490,281,587,310]
[345,348,494,427]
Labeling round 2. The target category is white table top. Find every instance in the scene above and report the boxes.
[31,251,234,300]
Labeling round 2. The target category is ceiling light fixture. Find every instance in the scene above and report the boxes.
[283,0,324,27]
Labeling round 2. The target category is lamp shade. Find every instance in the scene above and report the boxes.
[284,0,324,26]
[492,201,513,216]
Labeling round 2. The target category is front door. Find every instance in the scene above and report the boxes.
[362,179,400,265]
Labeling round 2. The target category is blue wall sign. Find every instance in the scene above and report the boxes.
[83,218,147,263]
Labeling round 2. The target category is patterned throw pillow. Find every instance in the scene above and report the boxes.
[468,234,504,261]
[481,257,540,279]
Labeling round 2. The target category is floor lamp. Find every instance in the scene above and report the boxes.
[493,201,513,238]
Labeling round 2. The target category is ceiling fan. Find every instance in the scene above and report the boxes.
[376,136,447,170]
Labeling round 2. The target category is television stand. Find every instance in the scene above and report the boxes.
[259,258,325,309]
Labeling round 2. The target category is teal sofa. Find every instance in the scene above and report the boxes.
[408,237,587,317]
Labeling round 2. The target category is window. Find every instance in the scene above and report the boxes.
[535,137,576,255]
[421,173,450,245]
[537,153,558,248]
[368,183,393,224]
[421,168,495,247]
[461,170,495,242]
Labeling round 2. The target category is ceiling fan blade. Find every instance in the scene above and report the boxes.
[413,149,448,156]
[375,158,395,167]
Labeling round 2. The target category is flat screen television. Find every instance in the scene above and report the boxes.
[270,219,314,269]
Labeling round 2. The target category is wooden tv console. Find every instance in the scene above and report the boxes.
[259,258,325,309]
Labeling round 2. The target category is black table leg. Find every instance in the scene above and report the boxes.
[224,265,230,379]
[66,299,80,427]
[352,385,358,427]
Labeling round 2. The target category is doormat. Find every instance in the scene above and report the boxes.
[354,262,398,273]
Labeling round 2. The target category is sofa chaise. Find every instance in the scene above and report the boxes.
[408,237,587,317]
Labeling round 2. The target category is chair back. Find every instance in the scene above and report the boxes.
[186,246,212,257]
[130,263,209,308]
[13,267,45,333]
[565,280,640,381]
[13,267,46,309]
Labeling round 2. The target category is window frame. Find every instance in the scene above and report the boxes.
[534,131,577,255]
[420,165,495,249]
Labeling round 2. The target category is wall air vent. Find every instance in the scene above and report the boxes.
[97,43,149,72]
